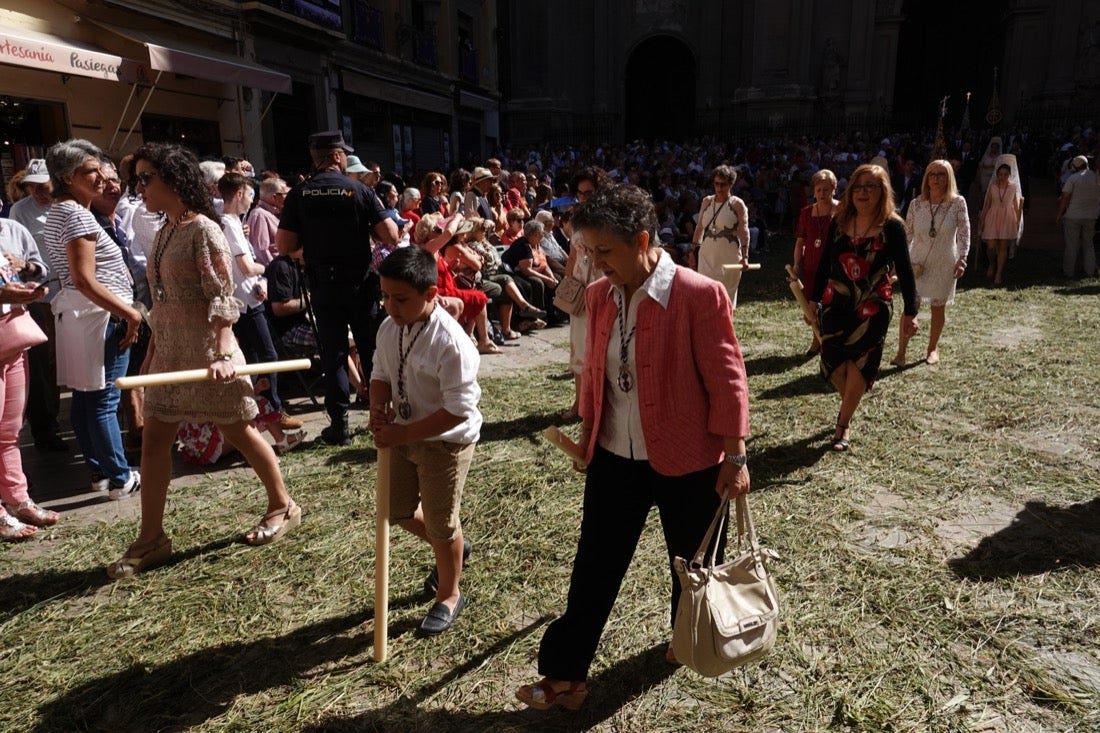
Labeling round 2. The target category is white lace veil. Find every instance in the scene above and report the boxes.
[986,153,1024,240]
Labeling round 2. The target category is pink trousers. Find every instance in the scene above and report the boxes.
[0,352,31,509]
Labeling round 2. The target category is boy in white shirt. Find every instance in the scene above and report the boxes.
[370,246,481,635]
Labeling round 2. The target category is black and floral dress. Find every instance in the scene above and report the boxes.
[811,217,917,388]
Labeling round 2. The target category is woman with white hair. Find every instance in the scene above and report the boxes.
[692,165,750,313]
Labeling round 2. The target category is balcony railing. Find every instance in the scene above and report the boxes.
[258,0,342,32]
[412,28,438,69]
[458,43,477,83]
[350,1,384,49]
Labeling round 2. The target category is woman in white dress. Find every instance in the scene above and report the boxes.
[893,160,970,366]
[692,165,750,312]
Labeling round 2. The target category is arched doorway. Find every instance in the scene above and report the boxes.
[624,36,695,142]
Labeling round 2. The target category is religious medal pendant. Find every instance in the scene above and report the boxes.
[154,284,167,302]
[617,366,634,393]
[398,401,412,420]
[929,226,937,238]
[814,238,822,249]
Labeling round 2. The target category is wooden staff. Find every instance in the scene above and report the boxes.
[115,358,312,389]
[721,262,763,273]
[374,446,391,663]
[543,426,586,467]
[784,265,821,342]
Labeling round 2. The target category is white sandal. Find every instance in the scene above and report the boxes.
[0,513,37,542]
[274,430,306,455]
[245,502,302,546]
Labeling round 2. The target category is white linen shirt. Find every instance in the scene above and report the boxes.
[222,214,263,309]
[371,304,482,444]
[598,248,675,461]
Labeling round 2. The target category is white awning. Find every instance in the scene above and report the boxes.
[85,19,291,94]
[0,23,146,83]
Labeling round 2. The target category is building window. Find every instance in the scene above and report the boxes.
[458,13,477,83]
[350,1,384,49]
[259,0,343,32]
[413,28,438,69]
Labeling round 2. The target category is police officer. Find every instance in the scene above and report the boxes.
[276,131,398,445]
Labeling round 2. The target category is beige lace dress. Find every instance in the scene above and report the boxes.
[144,215,258,423]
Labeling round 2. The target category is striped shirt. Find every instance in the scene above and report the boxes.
[44,200,133,302]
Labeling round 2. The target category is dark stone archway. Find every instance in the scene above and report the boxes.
[624,36,695,142]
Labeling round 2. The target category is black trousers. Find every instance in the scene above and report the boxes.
[537,445,725,681]
[308,269,381,424]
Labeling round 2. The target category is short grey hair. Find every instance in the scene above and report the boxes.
[45,138,102,198]
[199,160,226,187]
[259,177,288,197]
[523,220,544,238]
[399,187,421,210]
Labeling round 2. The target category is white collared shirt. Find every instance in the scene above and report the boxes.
[371,305,482,444]
[598,248,675,461]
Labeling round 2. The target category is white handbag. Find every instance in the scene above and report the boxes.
[672,492,780,677]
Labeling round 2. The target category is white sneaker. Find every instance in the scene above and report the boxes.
[91,475,110,493]
[108,470,141,501]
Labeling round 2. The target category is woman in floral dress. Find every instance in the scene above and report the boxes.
[809,164,918,451]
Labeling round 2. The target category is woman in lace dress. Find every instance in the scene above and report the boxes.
[893,160,970,366]
[107,143,301,579]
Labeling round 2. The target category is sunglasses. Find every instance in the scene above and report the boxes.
[134,171,158,187]
[850,183,882,194]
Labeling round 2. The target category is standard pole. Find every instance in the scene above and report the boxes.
[374,446,391,662]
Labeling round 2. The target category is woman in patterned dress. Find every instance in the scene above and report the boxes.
[809,164,918,451]
[893,160,970,366]
[792,169,839,355]
[107,143,301,579]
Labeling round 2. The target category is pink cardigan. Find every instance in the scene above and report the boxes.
[580,266,750,476]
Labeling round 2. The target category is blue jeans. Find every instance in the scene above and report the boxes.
[70,319,131,484]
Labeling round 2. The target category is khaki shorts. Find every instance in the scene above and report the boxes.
[389,440,475,542]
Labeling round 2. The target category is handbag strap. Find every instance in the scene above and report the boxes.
[692,492,760,568]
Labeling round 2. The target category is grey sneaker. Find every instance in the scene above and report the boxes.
[108,470,141,501]
[91,475,110,493]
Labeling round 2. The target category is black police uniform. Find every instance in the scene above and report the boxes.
[278,169,387,436]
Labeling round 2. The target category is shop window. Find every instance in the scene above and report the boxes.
[141,114,221,158]
[0,95,67,194]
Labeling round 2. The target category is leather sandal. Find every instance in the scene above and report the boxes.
[516,678,588,711]
[0,513,37,542]
[832,423,850,452]
[107,533,172,579]
[245,502,302,546]
[4,500,60,527]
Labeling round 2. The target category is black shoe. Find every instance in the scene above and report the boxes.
[417,593,466,636]
[33,434,68,452]
[424,539,472,595]
[320,424,350,446]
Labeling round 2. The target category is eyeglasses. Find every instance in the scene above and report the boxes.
[134,171,158,187]
[576,188,595,198]
[850,183,882,194]
[272,191,288,198]
[713,180,732,188]
[927,172,948,179]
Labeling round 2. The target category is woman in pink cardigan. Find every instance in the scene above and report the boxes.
[516,184,751,711]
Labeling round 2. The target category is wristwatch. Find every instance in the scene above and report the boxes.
[724,453,747,468]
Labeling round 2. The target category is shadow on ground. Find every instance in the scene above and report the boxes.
[948,498,1100,579]
[31,592,468,732]
[302,643,675,733]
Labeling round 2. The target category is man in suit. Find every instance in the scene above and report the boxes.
[892,158,921,218]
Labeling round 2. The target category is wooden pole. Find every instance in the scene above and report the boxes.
[374,446,391,662]
[721,262,763,272]
[784,265,822,342]
[543,426,586,466]
[115,359,312,389]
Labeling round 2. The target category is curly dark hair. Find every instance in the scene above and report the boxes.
[569,166,612,195]
[131,143,218,221]
[571,184,658,245]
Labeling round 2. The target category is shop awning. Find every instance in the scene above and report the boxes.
[0,23,146,83]
[84,20,291,94]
